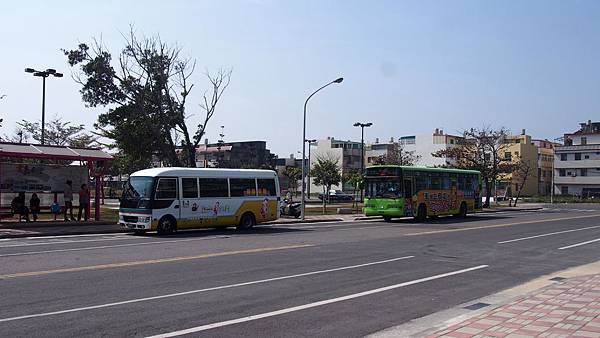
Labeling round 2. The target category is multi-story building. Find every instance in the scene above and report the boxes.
[195,140,277,169]
[365,137,397,165]
[554,121,600,197]
[399,129,464,167]
[532,139,558,195]
[309,137,362,192]
[497,131,539,197]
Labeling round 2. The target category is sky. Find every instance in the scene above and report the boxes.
[1,0,600,157]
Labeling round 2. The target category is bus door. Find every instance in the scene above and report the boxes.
[403,177,414,216]
[180,177,200,227]
[154,177,180,221]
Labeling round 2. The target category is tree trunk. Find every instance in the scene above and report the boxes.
[484,179,491,208]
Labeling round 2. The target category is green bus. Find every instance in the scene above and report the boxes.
[363,166,482,221]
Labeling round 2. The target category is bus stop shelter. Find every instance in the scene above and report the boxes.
[0,142,113,221]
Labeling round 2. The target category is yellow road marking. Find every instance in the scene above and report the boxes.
[0,244,314,280]
[405,213,600,237]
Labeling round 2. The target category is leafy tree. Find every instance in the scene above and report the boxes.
[311,155,342,212]
[343,169,363,207]
[16,116,97,147]
[433,127,511,207]
[63,29,231,170]
[373,143,421,166]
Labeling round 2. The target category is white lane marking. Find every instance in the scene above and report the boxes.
[21,233,127,240]
[498,225,600,244]
[147,264,488,337]
[558,238,600,250]
[0,256,414,323]
[0,236,141,248]
[0,236,230,257]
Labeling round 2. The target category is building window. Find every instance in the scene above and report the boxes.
[575,153,581,161]
[504,152,512,161]
[585,155,590,159]
[581,169,588,177]
[559,169,566,177]
[560,154,567,161]
[561,186,568,195]
[581,137,587,145]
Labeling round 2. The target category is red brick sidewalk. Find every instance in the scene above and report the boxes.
[427,275,600,338]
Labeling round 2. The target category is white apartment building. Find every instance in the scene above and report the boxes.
[309,137,362,193]
[554,121,600,197]
[400,129,463,167]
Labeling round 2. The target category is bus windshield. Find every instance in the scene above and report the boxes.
[122,177,154,200]
[365,178,402,198]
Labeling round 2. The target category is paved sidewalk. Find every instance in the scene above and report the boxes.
[426,274,600,338]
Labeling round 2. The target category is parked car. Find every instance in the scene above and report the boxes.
[318,189,354,202]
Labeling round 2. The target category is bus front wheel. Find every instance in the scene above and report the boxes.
[415,204,427,222]
[383,216,392,222]
[237,212,256,230]
[157,216,176,235]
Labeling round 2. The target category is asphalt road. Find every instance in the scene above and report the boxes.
[0,207,599,337]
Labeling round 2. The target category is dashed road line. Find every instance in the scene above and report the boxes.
[558,238,600,250]
[498,225,600,244]
[146,265,489,337]
[0,255,414,323]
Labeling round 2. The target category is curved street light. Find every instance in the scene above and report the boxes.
[25,67,63,145]
[301,77,343,220]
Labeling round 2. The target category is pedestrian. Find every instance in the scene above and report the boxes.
[77,183,90,222]
[30,193,41,222]
[10,192,30,222]
[64,180,74,221]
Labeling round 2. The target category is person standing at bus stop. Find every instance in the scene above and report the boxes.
[77,184,90,222]
[64,180,74,221]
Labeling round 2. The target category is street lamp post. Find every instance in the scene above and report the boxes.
[25,68,63,145]
[353,122,373,202]
[301,77,343,220]
[305,139,317,199]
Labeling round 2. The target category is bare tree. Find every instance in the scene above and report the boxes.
[433,127,511,207]
[509,159,533,207]
[374,142,421,166]
[64,28,232,169]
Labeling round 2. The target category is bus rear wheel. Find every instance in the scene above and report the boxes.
[157,216,176,235]
[237,212,256,230]
[458,202,468,218]
[415,204,427,222]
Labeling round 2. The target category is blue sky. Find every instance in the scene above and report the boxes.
[1,0,600,156]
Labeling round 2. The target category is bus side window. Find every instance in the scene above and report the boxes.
[404,179,413,198]
[181,178,199,199]
[458,175,466,190]
[415,174,427,192]
[199,178,229,197]
[156,178,177,199]
[258,179,277,196]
